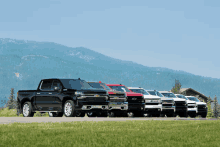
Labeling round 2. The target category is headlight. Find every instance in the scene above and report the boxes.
[75,91,84,95]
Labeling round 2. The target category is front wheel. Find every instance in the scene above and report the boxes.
[87,112,96,117]
[201,112,207,118]
[63,100,76,117]
[22,102,34,117]
[127,112,134,117]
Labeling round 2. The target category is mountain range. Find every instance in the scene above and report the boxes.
[0,38,219,107]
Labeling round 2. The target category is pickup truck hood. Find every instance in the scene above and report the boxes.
[171,98,186,102]
[144,95,161,99]
[126,92,143,97]
[160,97,174,101]
[196,102,207,105]
[186,100,196,104]
[73,89,107,93]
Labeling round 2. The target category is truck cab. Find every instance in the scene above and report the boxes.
[106,84,145,117]
[159,91,188,117]
[146,90,175,117]
[88,81,128,117]
[128,87,162,117]
[17,78,109,117]
[175,94,197,118]
[185,96,207,118]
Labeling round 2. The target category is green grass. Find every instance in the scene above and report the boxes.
[0,120,220,147]
[0,108,51,117]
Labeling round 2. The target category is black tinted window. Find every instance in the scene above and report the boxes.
[40,80,53,91]
[52,80,62,89]
[60,79,92,90]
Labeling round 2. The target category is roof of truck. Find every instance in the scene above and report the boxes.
[127,87,143,89]
[106,84,124,86]
[159,91,171,93]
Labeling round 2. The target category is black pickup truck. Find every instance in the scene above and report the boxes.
[17,78,109,117]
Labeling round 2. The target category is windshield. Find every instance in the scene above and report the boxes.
[109,86,131,92]
[60,79,92,90]
[88,83,111,91]
[147,91,164,97]
[188,97,200,102]
[130,89,149,95]
[176,95,188,100]
[161,93,177,98]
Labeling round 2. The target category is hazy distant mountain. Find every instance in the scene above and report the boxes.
[0,38,219,107]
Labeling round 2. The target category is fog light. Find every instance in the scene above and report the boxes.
[87,106,91,109]
[158,109,161,111]
[121,107,124,110]
[102,106,105,109]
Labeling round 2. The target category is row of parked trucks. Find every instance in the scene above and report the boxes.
[17,78,207,118]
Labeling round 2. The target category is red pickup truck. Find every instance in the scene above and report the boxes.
[106,84,145,117]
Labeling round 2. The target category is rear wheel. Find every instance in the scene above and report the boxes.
[179,112,187,118]
[63,100,76,117]
[22,102,34,117]
[201,112,207,118]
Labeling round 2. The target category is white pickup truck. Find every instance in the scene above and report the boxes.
[146,90,175,117]
[128,87,162,117]
[175,94,197,118]
[159,91,188,117]
[185,96,207,118]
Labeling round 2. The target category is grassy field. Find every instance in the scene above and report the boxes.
[0,120,220,147]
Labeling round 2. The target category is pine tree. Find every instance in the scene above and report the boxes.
[213,95,219,118]
[207,96,213,118]
[171,79,181,94]
[6,88,17,109]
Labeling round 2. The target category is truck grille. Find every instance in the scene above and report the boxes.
[145,103,159,105]
[162,104,173,107]
[162,100,173,103]
[127,96,143,103]
[84,92,106,95]
[109,98,125,102]
[198,105,206,111]
[188,106,195,108]
[85,97,107,102]
[175,101,186,107]
[109,94,125,98]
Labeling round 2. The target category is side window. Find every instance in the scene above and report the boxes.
[52,80,62,90]
[40,80,53,91]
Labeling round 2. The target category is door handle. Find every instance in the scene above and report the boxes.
[37,93,40,95]
[49,93,52,95]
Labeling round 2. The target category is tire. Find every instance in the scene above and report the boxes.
[179,112,187,118]
[127,111,134,117]
[48,112,63,117]
[201,112,207,118]
[108,112,115,117]
[87,112,96,117]
[152,113,161,117]
[63,100,76,117]
[160,113,165,117]
[76,111,86,117]
[166,114,174,117]
[22,102,34,117]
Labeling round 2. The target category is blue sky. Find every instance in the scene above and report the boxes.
[1,0,220,78]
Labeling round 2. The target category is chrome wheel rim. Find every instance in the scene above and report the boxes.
[127,112,133,117]
[48,112,53,117]
[64,102,72,116]
[87,112,93,116]
[23,104,29,117]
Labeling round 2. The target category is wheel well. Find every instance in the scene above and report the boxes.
[20,98,31,109]
[62,97,75,106]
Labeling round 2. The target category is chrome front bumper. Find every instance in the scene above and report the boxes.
[81,105,109,110]
[188,108,197,113]
[145,104,162,109]
[109,102,128,110]
[162,106,176,112]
